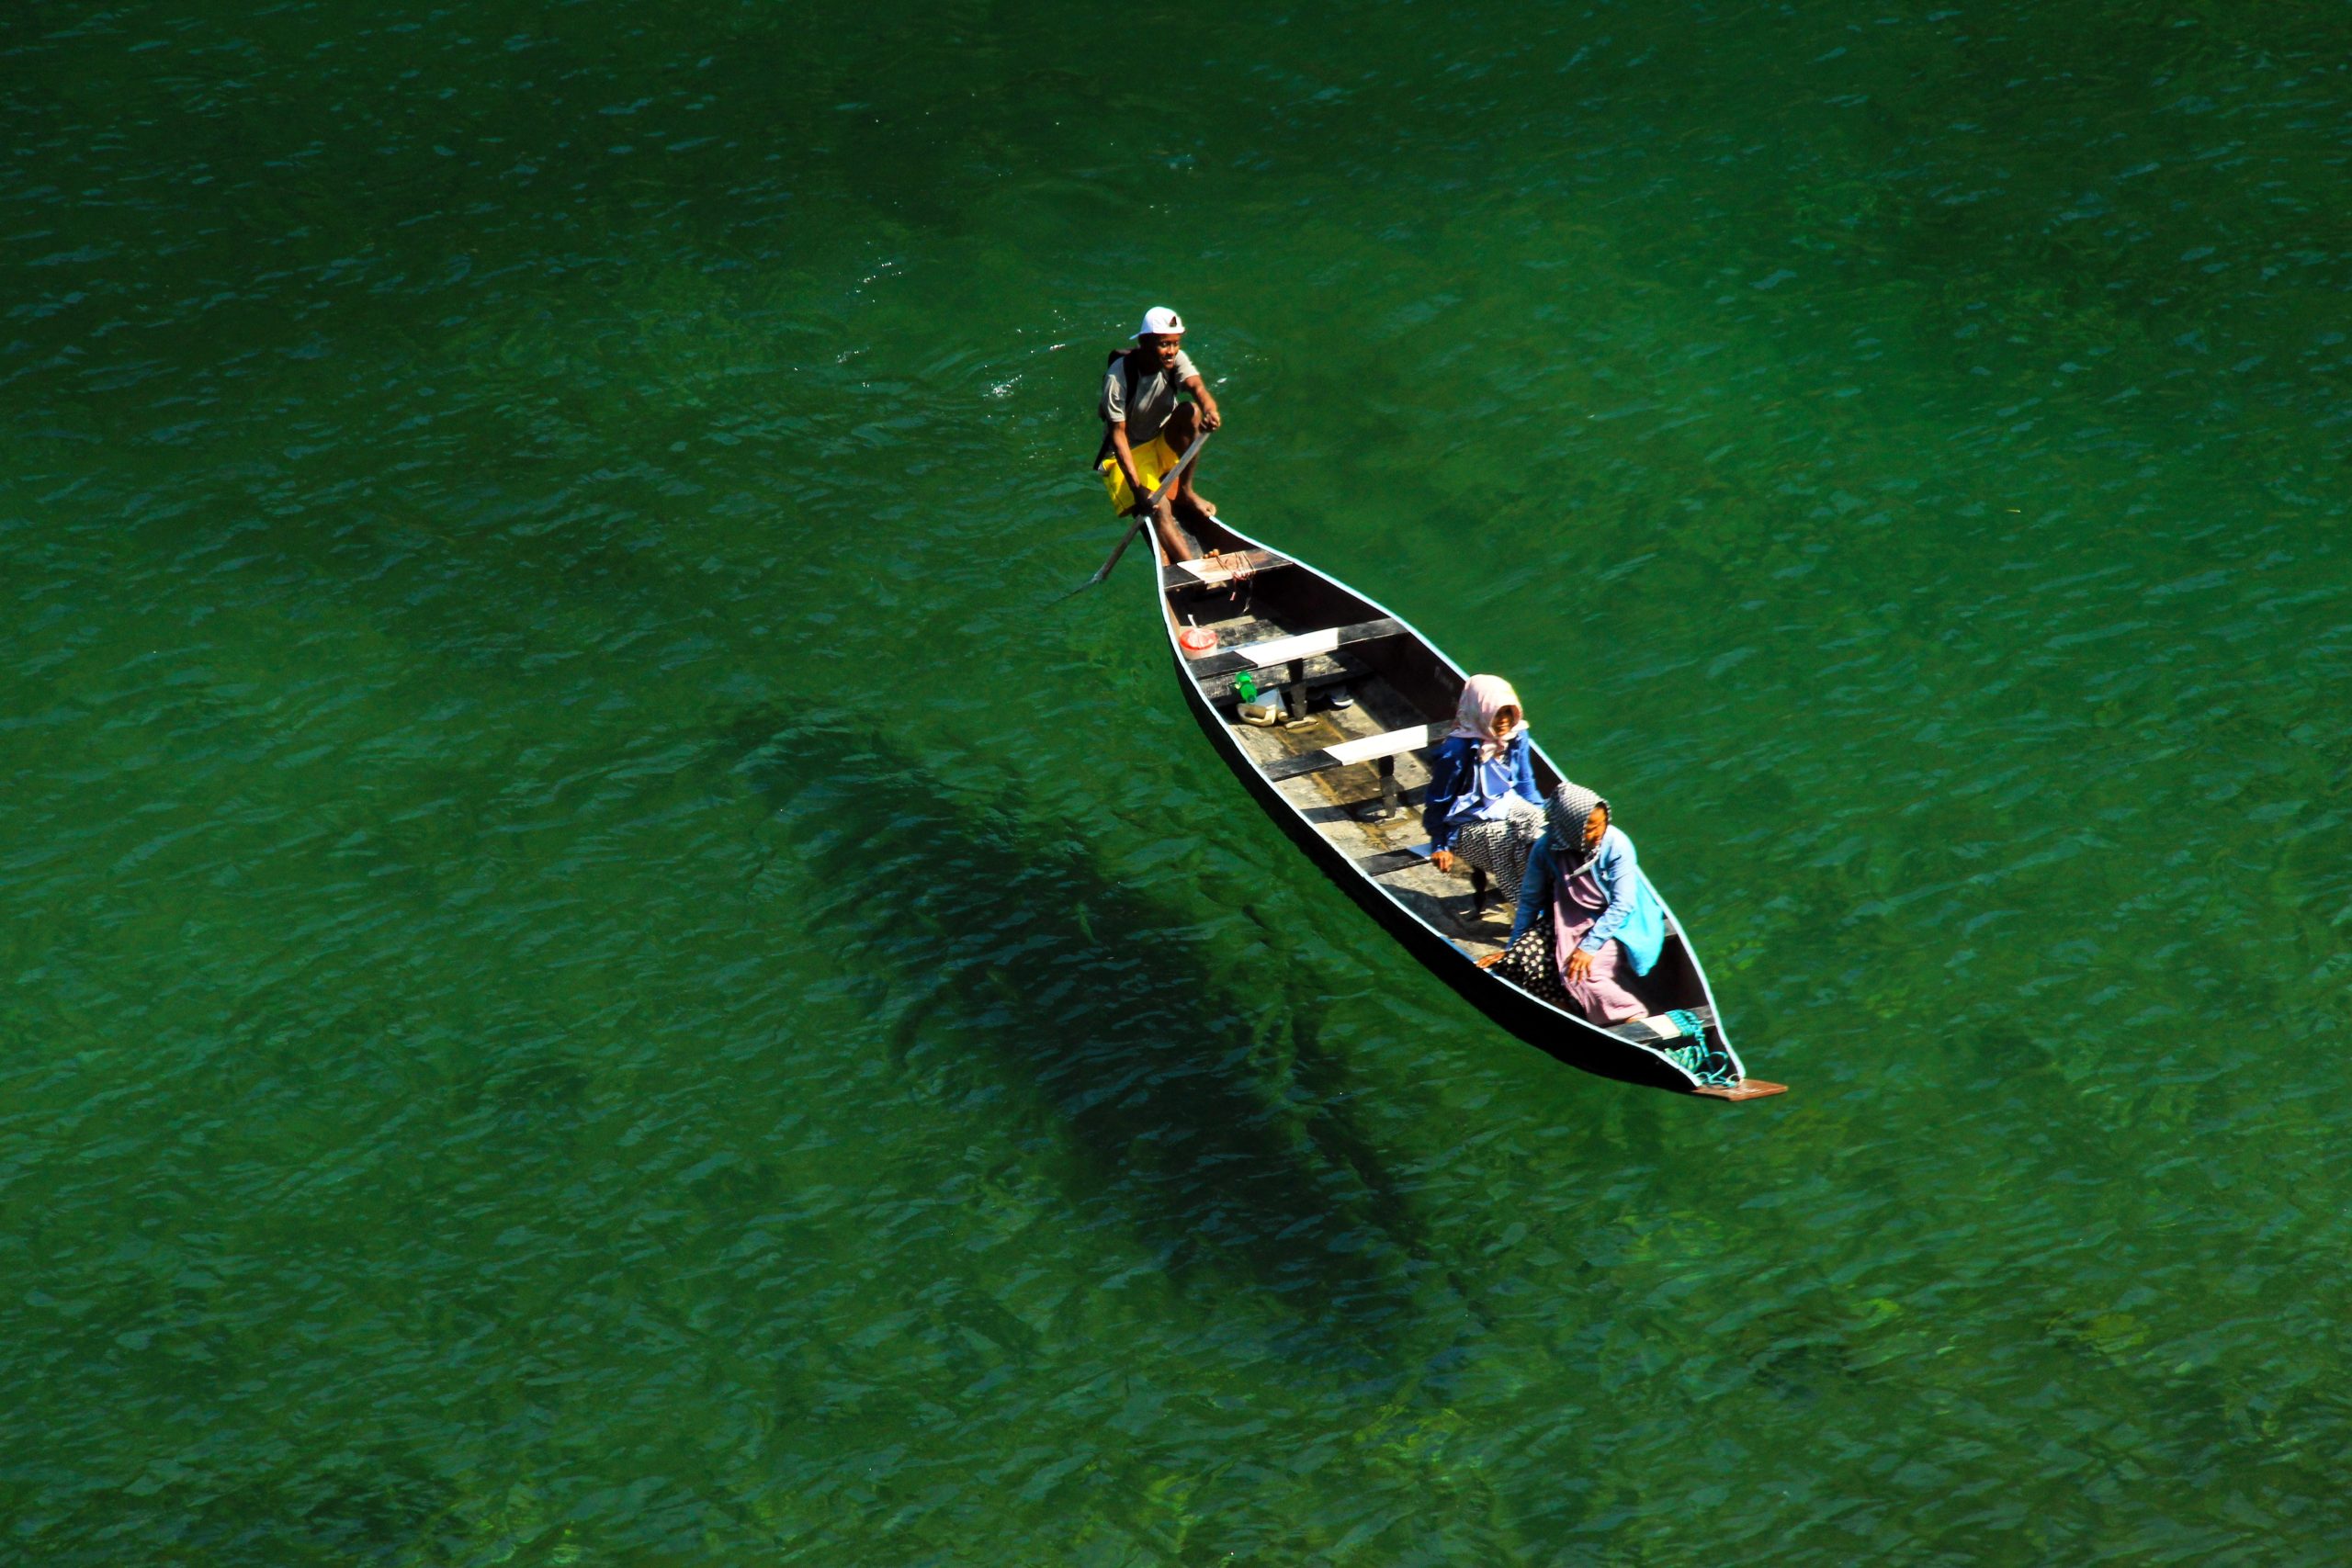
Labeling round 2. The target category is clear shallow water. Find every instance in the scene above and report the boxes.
[4,1,2349,1562]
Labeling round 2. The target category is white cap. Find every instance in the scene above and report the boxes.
[1133,305,1185,339]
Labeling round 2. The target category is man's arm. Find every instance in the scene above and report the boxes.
[1110,418,1194,560]
[1182,374,1222,431]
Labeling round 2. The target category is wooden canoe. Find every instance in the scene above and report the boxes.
[1148,515,1786,1100]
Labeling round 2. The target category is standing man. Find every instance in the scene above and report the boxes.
[1098,305,1222,564]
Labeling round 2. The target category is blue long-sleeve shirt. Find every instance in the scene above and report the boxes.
[1509,824,1668,976]
[1419,735,1543,853]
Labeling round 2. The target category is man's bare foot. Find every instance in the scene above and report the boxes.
[1178,491,1218,520]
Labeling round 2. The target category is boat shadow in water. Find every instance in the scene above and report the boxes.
[727,714,1475,1372]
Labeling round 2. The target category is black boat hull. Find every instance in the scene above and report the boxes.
[1171,656,1700,1093]
[1147,513,1780,1100]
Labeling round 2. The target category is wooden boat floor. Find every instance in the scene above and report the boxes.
[1211,661,1515,958]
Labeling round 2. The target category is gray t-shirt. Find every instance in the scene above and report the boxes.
[1101,348,1200,446]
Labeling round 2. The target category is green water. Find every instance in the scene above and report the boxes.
[6,1,2349,1562]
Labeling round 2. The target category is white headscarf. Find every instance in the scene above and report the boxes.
[1446,674,1523,763]
[1545,781,1611,876]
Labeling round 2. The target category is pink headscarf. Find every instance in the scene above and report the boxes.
[1447,674,1523,762]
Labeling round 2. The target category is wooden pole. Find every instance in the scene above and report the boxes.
[1063,430,1213,597]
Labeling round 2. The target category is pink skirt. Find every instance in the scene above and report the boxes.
[1488,870,1647,1025]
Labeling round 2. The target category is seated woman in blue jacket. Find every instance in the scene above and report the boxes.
[1476,780,1668,1025]
[1422,674,1546,901]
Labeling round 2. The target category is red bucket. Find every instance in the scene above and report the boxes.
[1178,626,1219,658]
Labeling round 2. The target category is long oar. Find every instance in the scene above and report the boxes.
[1060,430,1213,599]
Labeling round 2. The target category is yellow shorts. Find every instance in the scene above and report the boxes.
[1100,434,1179,513]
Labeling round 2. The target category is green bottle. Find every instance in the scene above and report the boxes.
[1235,671,1258,704]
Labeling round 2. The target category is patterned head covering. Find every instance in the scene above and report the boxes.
[1446,674,1522,763]
[1545,781,1611,873]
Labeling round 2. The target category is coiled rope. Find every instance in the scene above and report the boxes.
[1661,1008,1739,1087]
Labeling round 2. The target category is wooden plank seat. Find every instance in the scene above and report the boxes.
[1197,652,1369,705]
[1191,614,1291,645]
[1195,620,1397,714]
[1261,722,1449,783]
[1263,721,1448,823]
[1190,617,1404,680]
[1162,549,1291,592]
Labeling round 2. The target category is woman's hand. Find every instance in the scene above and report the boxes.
[1474,952,1503,969]
[1565,946,1596,984]
[1430,849,1454,874]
